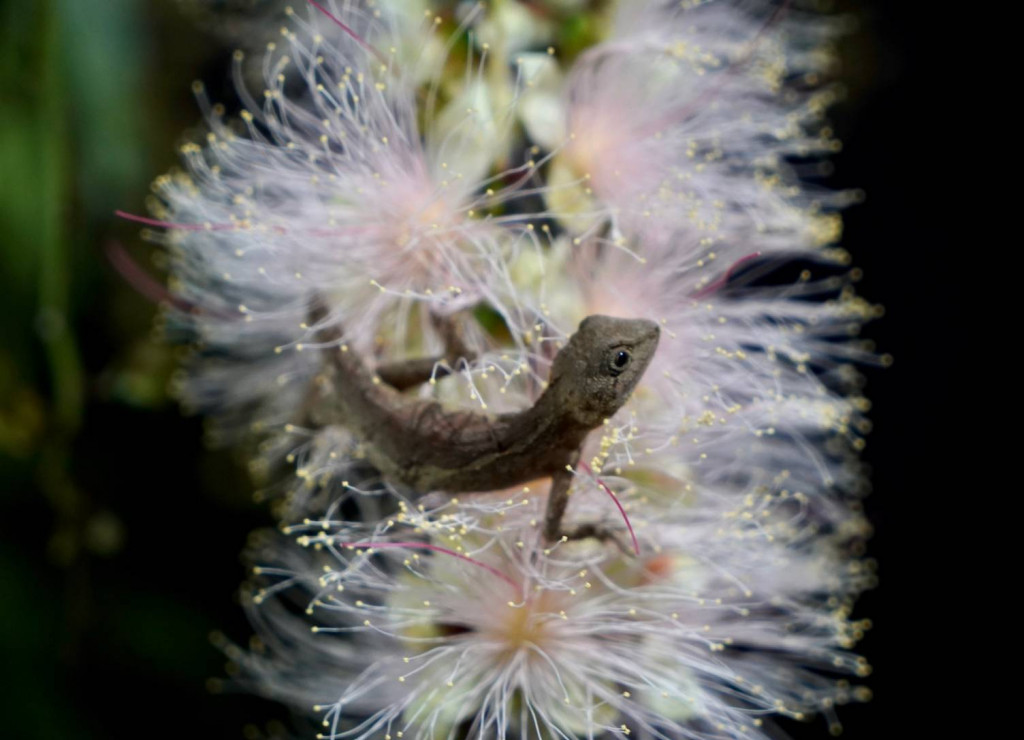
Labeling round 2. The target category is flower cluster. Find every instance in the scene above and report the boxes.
[149,1,879,738]
[234,483,872,739]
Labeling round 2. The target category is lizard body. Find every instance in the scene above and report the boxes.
[310,304,660,542]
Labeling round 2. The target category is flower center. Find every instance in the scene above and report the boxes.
[484,592,565,662]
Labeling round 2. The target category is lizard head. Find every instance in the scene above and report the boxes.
[547,314,661,428]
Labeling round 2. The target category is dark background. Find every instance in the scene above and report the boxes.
[0,0,949,737]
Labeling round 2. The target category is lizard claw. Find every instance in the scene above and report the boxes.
[556,523,633,556]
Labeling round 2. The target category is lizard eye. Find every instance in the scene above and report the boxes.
[609,349,631,375]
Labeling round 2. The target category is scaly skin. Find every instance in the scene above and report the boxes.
[309,302,660,543]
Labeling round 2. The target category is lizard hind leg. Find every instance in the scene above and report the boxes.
[375,356,454,391]
[375,312,475,391]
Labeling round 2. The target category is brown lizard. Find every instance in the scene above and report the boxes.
[307,301,660,544]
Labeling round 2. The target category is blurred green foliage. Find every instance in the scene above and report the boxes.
[0,1,265,736]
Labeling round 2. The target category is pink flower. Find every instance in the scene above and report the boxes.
[547,1,844,244]
[147,3,530,442]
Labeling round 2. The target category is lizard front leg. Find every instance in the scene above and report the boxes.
[543,452,630,553]
[542,454,578,544]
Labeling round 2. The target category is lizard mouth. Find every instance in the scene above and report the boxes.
[637,320,660,345]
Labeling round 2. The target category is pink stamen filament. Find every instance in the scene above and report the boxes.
[116,210,384,238]
[114,210,238,232]
[692,251,762,298]
[578,462,640,555]
[306,1,392,69]
[104,240,202,314]
[339,541,521,594]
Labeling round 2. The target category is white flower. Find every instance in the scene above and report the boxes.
[145,2,880,738]
[544,0,845,242]
[234,491,872,740]
[499,0,881,555]
[146,1,542,443]
[502,231,879,528]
